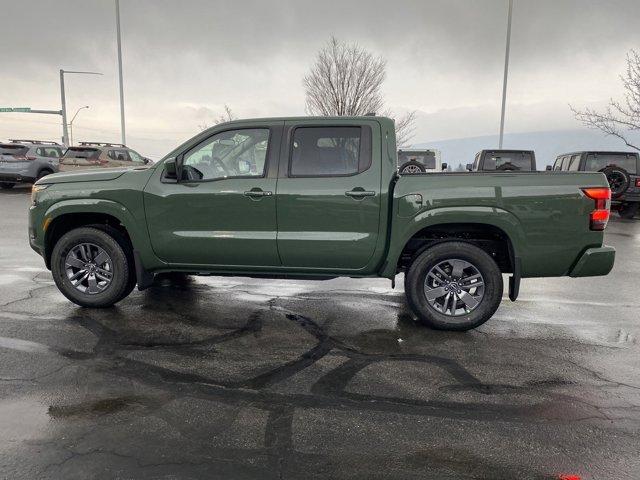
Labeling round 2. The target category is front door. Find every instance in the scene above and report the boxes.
[275,121,381,271]
[144,125,281,267]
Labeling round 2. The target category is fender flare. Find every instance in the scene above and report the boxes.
[380,206,525,278]
[43,199,157,269]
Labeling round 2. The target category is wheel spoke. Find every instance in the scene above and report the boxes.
[69,269,88,282]
[458,291,479,309]
[425,286,447,301]
[461,281,483,290]
[434,265,450,280]
[86,274,100,294]
[72,271,89,286]
[93,250,110,265]
[65,256,85,269]
[461,272,482,283]
[450,259,465,279]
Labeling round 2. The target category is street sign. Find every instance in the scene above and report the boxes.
[0,107,32,112]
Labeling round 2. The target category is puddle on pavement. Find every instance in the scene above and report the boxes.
[48,395,159,419]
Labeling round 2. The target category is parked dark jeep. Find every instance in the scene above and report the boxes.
[549,151,640,219]
[467,150,536,172]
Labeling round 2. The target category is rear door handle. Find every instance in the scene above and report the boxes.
[345,189,376,199]
[244,189,272,199]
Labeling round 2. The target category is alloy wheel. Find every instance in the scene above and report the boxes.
[423,258,485,316]
[65,243,114,294]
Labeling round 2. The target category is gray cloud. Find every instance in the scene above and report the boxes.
[1,0,640,157]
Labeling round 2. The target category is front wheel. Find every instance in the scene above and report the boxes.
[404,242,503,331]
[51,227,131,308]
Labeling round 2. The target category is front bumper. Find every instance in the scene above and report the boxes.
[569,245,615,277]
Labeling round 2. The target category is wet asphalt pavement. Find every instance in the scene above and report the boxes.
[0,185,639,480]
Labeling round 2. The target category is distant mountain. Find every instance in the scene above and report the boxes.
[413,129,639,170]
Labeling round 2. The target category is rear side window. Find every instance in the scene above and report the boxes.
[289,126,371,177]
[63,147,100,159]
[108,149,131,161]
[483,152,533,171]
[37,147,62,158]
[585,154,637,174]
[568,154,581,171]
[0,145,27,156]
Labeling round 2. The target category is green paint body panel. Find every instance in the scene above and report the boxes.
[29,116,615,283]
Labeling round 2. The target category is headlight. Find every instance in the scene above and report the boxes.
[31,184,50,204]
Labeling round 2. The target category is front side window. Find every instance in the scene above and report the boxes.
[290,126,369,176]
[182,128,269,181]
[128,150,145,163]
[569,155,581,171]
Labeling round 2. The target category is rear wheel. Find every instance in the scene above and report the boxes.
[404,242,503,331]
[51,227,131,308]
[619,202,639,219]
[399,161,426,174]
[0,182,14,189]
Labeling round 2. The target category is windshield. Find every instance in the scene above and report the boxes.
[0,145,27,156]
[585,154,637,174]
[398,151,436,169]
[483,152,533,171]
[63,147,100,159]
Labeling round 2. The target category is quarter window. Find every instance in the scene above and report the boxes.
[182,128,269,181]
[289,126,370,177]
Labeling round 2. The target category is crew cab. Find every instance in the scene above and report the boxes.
[467,149,536,172]
[29,117,615,331]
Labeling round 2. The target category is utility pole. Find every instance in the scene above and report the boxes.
[115,0,126,145]
[68,106,89,146]
[59,70,102,147]
[60,70,69,147]
[498,0,513,149]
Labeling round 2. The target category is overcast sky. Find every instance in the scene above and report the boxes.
[1,0,640,157]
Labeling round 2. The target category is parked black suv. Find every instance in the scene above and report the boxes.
[467,150,536,172]
[550,151,639,218]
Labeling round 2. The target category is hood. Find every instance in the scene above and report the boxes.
[36,166,148,185]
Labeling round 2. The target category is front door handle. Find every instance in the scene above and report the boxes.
[345,189,376,199]
[244,188,272,199]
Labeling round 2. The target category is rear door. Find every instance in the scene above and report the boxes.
[275,120,381,271]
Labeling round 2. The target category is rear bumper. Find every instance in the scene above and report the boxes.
[569,245,615,277]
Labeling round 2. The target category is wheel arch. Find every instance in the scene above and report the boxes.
[381,207,525,277]
[43,200,143,269]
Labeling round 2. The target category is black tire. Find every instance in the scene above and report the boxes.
[404,242,503,331]
[599,166,630,199]
[619,202,639,219]
[36,169,53,180]
[51,227,131,308]
[399,161,426,174]
[0,182,14,189]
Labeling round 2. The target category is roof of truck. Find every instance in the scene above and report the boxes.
[556,151,639,158]
[212,115,393,125]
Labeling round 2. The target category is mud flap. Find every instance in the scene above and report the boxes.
[134,250,155,291]
[508,257,521,302]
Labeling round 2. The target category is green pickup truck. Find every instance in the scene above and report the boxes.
[28,116,615,331]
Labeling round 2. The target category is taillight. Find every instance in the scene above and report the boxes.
[582,187,611,231]
[635,178,640,188]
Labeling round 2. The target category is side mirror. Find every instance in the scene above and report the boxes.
[466,163,473,171]
[441,163,448,171]
[164,157,178,181]
[545,165,552,171]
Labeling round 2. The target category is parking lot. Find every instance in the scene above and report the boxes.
[0,185,638,479]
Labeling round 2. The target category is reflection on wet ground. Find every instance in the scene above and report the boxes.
[1,189,639,479]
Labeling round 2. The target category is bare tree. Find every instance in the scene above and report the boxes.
[198,104,236,131]
[571,50,640,151]
[303,36,416,147]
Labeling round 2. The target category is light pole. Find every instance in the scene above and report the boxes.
[68,105,89,146]
[115,0,126,145]
[498,0,513,149]
[59,69,102,147]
